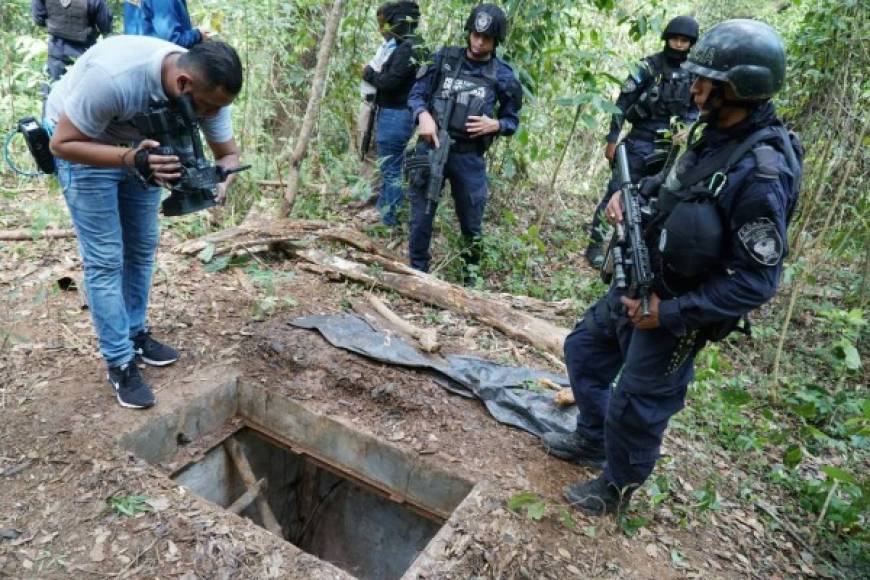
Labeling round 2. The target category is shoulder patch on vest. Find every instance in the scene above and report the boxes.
[738,217,783,266]
[752,144,781,180]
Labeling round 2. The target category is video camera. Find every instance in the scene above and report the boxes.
[132,94,249,216]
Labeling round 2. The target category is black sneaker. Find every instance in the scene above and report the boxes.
[564,475,636,516]
[132,331,179,367]
[541,430,606,469]
[107,362,156,409]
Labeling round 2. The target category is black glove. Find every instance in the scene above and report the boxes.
[639,174,664,198]
[133,148,159,186]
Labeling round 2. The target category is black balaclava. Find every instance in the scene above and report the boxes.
[664,42,690,64]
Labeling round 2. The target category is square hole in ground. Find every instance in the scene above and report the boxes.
[121,377,475,580]
[174,428,443,580]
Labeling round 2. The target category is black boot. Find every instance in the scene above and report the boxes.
[585,204,609,269]
[540,430,605,469]
[564,475,636,516]
[584,242,605,269]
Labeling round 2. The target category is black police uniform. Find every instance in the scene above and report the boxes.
[405,4,522,276]
[32,0,114,82]
[565,100,802,492]
[588,17,699,265]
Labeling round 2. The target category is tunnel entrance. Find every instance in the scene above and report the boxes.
[120,378,475,579]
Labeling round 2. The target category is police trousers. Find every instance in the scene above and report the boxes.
[564,288,702,488]
[408,151,487,273]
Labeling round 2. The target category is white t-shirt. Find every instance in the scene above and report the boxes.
[46,35,233,145]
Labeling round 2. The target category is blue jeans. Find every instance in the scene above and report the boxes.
[57,159,162,367]
[408,150,488,272]
[375,107,414,226]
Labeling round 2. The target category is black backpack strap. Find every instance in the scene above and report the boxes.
[675,139,743,190]
[676,126,788,193]
[723,126,780,169]
[774,125,803,194]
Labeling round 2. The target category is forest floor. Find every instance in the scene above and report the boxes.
[0,189,839,579]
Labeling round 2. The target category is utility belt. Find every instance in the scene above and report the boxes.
[451,138,486,155]
[626,127,663,142]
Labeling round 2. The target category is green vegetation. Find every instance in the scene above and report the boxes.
[106,493,152,517]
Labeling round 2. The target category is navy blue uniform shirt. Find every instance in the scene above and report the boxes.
[408,46,522,137]
[658,103,800,336]
[607,52,698,143]
[32,0,113,61]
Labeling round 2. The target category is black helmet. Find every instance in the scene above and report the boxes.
[662,15,699,43]
[382,1,420,37]
[683,19,786,101]
[465,3,507,44]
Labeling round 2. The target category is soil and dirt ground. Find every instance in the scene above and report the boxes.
[0,191,834,579]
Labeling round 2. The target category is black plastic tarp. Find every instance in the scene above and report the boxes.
[290,314,576,437]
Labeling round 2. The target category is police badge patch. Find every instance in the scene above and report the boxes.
[475,11,493,32]
[738,218,783,266]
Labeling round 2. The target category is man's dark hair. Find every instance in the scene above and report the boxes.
[178,41,244,95]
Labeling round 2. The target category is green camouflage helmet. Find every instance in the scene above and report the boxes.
[682,19,785,100]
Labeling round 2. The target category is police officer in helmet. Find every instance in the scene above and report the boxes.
[585,15,700,268]
[31,0,113,83]
[543,19,803,515]
[406,3,523,282]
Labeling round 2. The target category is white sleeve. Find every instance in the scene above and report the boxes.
[200,105,233,144]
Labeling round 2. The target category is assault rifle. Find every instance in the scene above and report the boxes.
[425,95,456,212]
[602,142,655,316]
[133,94,250,216]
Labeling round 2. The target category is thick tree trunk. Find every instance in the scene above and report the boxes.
[282,0,346,215]
[297,248,569,357]
[176,221,570,356]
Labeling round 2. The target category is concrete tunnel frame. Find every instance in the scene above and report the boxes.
[117,371,484,579]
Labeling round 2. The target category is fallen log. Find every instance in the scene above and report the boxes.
[298,248,569,357]
[364,292,440,353]
[0,228,75,241]
[173,218,330,256]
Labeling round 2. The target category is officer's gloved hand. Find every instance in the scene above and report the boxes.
[638,174,664,199]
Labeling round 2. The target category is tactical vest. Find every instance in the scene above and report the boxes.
[430,47,499,142]
[649,124,802,300]
[626,53,693,124]
[46,0,92,44]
